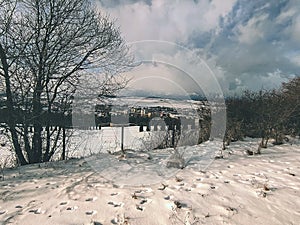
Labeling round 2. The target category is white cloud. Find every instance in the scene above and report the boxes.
[121,41,225,97]
[96,0,236,42]
[275,0,300,45]
[287,51,300,66]
[96,0,300,95]
[236,14,267,45]
[276,7,297,24]
[290,15,300,43]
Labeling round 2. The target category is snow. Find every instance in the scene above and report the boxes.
[0,138,300,224]
[67,126,200,156]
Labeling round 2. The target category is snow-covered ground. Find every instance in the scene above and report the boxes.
[67,127,200,157]
[0,138,299,225]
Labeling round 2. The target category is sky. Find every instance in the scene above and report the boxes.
[96,0,300,97]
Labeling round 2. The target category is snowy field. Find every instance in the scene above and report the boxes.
[66,126,200,156]
[0,137,299,225]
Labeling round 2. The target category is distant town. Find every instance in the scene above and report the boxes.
[0,96,208,131]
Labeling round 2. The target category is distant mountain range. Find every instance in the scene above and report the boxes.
[118,89,207,101]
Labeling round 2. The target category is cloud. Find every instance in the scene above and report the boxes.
[96,0,300,95]
[97,0,236,42]
[236,13,267,45]
[206,0,300,93]
[120,41,224,98]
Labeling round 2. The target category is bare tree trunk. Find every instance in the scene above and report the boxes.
[31,80,43,163]
[43,124,51,162]
[50,127,61,160]
[62,126,66,160]
[0,44,27,165]
[23,125,34,163]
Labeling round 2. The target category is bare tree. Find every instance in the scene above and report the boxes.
[225,86,298,153]
[0,0,132,165]
[281,77,300,137]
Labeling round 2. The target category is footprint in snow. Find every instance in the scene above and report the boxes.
[86,197,97,202]
[140,199,147,204]
[108,201,124,207]
[66,206,78,211]
[174,201,188,209]
[29,208,45,214]
[110,193,119,196]
[60,201,68,205]
[140,198,152,205]
[86,210,97,215]
[164,195,171,200]
[136,205,145,211]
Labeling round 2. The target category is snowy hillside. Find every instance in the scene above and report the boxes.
[0,138,299,225]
